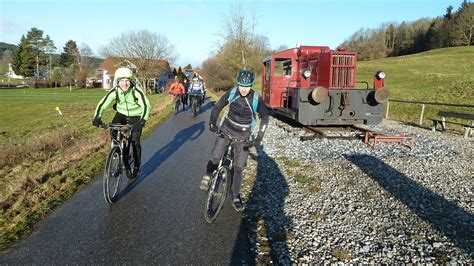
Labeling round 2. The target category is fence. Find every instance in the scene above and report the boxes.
[385,99,474,126]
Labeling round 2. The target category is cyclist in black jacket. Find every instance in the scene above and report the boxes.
[199,70,269,212]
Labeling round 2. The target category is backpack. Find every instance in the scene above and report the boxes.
[112,86,139,111]
[227,87,259,127]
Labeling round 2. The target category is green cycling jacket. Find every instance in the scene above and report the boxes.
[94,85,151,121]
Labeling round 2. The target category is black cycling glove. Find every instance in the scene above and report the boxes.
[209,123,218,133]
[92,117,103,127]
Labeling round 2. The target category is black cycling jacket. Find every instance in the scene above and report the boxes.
[210,88,269,138]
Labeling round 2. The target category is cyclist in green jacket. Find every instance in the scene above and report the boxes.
[92,67,151,178]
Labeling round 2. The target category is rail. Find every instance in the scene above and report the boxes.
[385,99,474,126]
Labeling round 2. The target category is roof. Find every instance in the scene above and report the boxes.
[98,57,123,74]
[98,57,170,76]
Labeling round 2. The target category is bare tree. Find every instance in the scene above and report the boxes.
[274,44,289,52]
[202,56,234,90]
[102,30,176,91]
[75,44,94,71]
[452,1,473,46]
[217,2,270,74]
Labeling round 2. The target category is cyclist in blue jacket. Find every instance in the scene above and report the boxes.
[199,69,269,212]
[188,77,205,107]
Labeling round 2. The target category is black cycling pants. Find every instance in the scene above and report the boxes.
[206,136,249,199]
[111,112,143,169]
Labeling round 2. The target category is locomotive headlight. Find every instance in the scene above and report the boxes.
[375,71,386,80]
[302,70,311,79]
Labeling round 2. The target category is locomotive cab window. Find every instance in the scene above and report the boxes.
[265,61,271,81]
[274,58,292,76]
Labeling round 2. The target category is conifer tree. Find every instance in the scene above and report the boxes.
[59,40,79,67]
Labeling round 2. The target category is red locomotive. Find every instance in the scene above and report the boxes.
[262,45,389,125]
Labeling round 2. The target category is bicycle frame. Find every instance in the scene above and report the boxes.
[108,124,133,164]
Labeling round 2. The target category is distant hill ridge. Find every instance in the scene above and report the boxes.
[0,42,17,54]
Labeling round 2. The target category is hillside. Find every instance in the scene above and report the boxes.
[355,46,474,123]
[0,42,17,54]
[356,46,474,104]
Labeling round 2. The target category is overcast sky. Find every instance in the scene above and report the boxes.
[0,0,464,67]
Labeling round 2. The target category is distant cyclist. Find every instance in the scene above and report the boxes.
[188,77,205,107]
[169,77,185,106]
[199,69,269,212]
[92,67,151,178]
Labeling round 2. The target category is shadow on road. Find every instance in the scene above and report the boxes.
[194,100,215,117]
[232,149,293,264]
[116,121,205,200]
[344,154,474,256]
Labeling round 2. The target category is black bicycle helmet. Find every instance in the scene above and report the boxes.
[236,70,255,87]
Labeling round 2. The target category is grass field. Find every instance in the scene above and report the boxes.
[0,88,107,144]
[356,46,474,124]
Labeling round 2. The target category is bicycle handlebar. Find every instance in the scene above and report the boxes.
[216,129,253,146]
[100,123,133,131]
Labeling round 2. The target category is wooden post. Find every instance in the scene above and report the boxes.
[419,104,425,125]
[463,127,470,138]
[385,101,390,119]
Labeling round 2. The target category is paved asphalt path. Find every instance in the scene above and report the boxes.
[1,100,253,264]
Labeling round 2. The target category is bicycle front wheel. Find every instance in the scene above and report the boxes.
[124,141,136,179]
[174,98,180,114]
[204,166,231,223]
[192,103,196,116]
[103,146,122,203]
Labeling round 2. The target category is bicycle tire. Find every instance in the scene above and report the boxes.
[192,98,197,117]
[174,98,180,114]
[204,166,231,223]
[125,141,136,179]
[103,146,122,203]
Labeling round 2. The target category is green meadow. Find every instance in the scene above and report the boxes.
[356,46,474,124]
[0,88,107,144]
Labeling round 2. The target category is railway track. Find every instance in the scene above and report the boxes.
[274,118,415,149]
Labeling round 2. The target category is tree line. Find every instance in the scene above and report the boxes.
[2,28,176,89]
[340,1,473,60]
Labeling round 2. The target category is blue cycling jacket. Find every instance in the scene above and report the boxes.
[188,82,204,93]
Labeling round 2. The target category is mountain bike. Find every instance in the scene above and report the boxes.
[101,123,137,203]
[173,94,183,114]
[190,92,203,117]
[204,130,251,223]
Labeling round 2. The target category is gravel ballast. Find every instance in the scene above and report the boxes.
[241,118,473,264]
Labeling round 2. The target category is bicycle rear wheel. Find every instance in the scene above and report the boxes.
[204,166,231,223]
[103,146,122,203]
